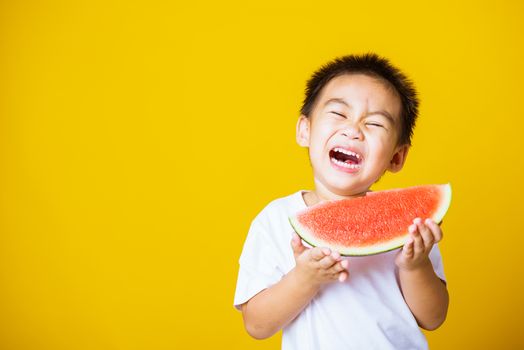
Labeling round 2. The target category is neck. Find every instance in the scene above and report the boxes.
[304,181,370,206]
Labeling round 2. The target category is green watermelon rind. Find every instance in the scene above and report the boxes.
[289,183,452,257]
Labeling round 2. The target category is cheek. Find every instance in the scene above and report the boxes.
[309,126,331,148]
[369,128,394,146]
[313,121,339,141]
[308,129,334,164]
[368,138,394,163]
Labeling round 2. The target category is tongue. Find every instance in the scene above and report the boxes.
[337,152,358,164]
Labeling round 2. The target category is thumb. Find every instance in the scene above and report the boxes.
[291,232,306,258]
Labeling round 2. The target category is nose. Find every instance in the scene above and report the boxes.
[341,124,364,141]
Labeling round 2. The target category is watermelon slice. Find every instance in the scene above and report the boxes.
[289,184,452,256]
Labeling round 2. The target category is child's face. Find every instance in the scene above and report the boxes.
[296,73,410,197]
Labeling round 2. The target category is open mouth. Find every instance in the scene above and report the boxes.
[329,147,363,170]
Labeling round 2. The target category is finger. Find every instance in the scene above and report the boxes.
[318,254,337,269]
[340,259,349,269]
[327,260,347,275]
[410,222,424,256]
[425,218,443,242]
[403,232,414,258]
[310,247,327,261]
[338,271,348,282]
[331,250,341,261]
[415,219,435,251]
[291,233,307,258]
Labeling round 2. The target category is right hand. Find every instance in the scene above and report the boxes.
[291,232,349,287]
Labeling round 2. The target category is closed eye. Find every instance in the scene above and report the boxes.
[366,122,383,128]
[330,111,346,118]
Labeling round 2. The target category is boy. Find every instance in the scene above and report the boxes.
[234,53,449,349]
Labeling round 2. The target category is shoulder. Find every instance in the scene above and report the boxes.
[239,191,302,270]
[251,191,305,227]
[244,190,305,248]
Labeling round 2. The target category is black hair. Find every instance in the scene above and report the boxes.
[300,52,419,146]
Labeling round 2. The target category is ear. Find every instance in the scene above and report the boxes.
[296,115,310,147]
[388,144,410,173]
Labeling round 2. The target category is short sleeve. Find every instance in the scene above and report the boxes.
[233,215,286,311]
[429,244,446,283]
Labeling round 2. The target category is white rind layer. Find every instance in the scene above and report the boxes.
[289,183,452,257]
[431,183,452,224]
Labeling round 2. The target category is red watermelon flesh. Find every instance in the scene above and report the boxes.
[289,184,452,256]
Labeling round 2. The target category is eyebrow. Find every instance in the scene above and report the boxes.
[323,98,396,124]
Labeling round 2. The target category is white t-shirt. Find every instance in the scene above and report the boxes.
[234,190,446,350]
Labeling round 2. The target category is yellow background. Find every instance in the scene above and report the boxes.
[1,0,523,349]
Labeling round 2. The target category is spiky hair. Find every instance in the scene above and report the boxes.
[300,52,419,146]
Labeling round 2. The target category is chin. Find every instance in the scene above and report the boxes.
[313,166,377,197]
[320,180,371,198]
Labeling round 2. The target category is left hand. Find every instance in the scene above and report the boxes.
[395,218,443,271]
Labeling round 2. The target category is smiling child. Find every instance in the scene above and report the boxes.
[234,53,449,350]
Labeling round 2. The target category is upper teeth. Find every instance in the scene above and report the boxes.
[333,147,361,159]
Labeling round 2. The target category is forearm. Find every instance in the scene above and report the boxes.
[399,261,449,330]
[241,268,320,339]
